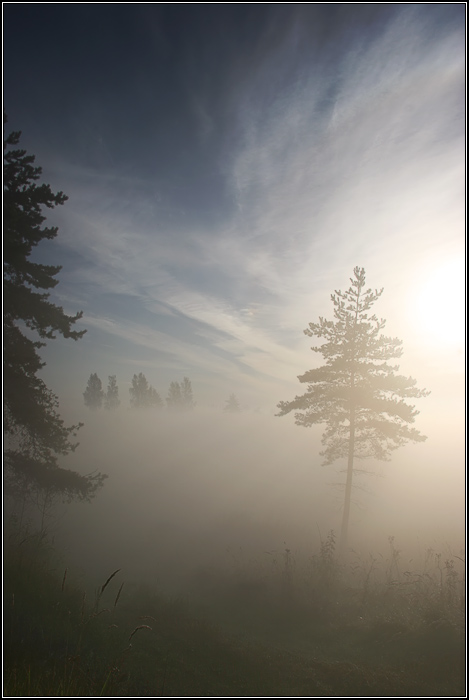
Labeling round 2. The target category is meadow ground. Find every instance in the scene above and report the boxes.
[3,526,466,697]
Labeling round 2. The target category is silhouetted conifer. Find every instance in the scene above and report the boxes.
[277,267,429,551]
[224,394,241,413]
[83,373,104,409]
[104,375,120,410]
[167,377,195,411]
[129,373,162,409]
[3,118,106,503]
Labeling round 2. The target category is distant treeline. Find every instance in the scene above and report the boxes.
[83,373,241,413]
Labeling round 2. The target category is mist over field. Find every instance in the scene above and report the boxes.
[4,5,465,694]
[53,407,465,595]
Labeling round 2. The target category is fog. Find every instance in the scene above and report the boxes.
[52,407,464,595]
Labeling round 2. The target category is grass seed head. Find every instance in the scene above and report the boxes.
[128,625,152,642]
[101,569,121,594]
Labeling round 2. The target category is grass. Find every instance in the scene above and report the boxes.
[3,524,466,697]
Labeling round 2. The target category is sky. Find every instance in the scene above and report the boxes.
[4,4,465,417]
[3,4,465,574]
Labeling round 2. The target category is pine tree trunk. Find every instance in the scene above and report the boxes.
[340,350,356,556]
[340,285,361,556]
[340,405,355,555]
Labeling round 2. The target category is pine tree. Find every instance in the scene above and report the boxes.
[224,394,241,413]
[129,373,162,409]
[167,377,195,411]
[3,120,106,505]
[181,377,195,411]
[83,373,104,409]
[104,375,120,410]
[166,381,183,411]
[277,267,429,552]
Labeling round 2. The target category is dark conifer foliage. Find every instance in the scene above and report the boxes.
[3,119,106,502]
[277,267,429,550]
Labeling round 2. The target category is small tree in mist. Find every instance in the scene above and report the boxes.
[167,377,195,411]
[83,373,104,409]
[224,393,241,413]
[277,267,429,553]
[166,381,183,411]
[129,373,162,409]
[181,377,195,410]
[3,118,106,512]
[104,375,120,410]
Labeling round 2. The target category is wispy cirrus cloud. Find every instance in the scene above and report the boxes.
[36,4,464,407]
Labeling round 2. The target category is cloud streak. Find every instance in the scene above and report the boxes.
[21,5,464,409]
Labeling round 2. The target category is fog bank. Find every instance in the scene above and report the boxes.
[51,408,464,592]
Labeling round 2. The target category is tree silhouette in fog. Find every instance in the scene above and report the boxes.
[104,375,120,410]
[224,393,241,413]
[277,267,429,553]
[181,377,195,410]
[166,377,195,411]
[166,381,182,410]
[3,119,106,507]
[83,373,104,409]
[129,373,163,409]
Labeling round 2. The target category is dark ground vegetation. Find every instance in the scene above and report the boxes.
[3,525,465,697]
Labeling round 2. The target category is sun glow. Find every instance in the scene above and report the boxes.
[411,257,465,349]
